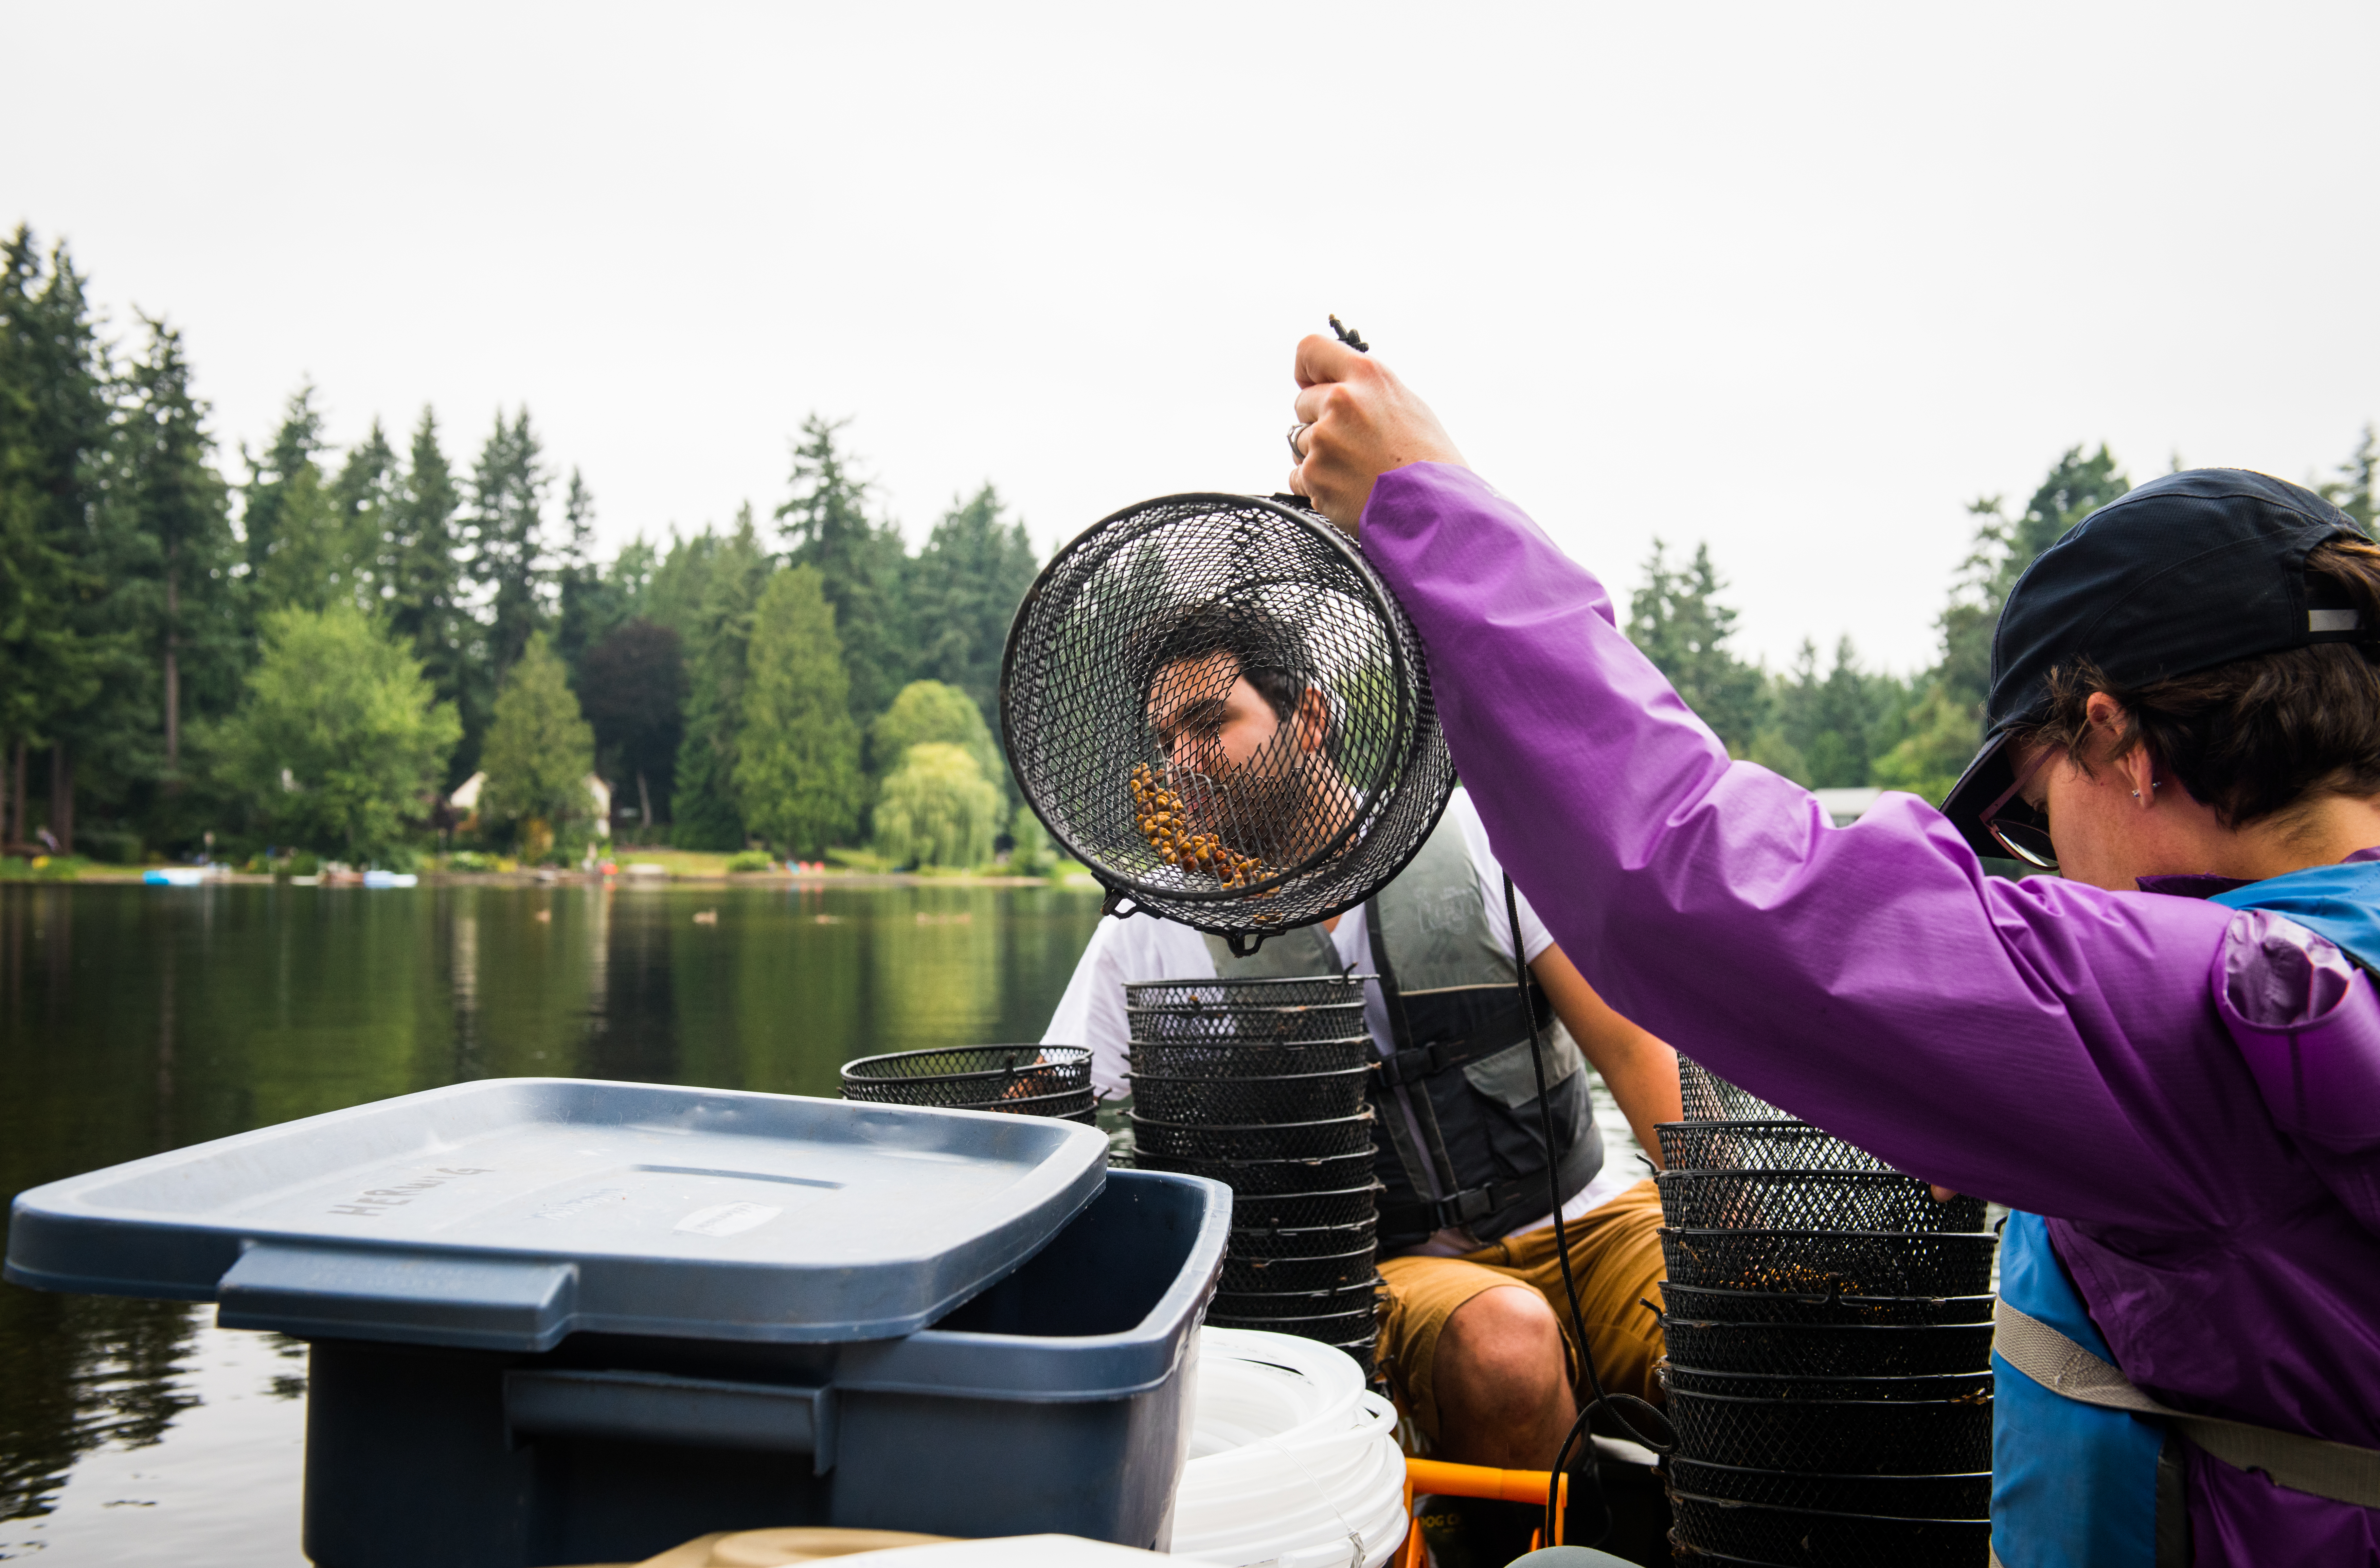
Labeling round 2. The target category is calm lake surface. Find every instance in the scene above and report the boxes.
[0,880,1647,1565]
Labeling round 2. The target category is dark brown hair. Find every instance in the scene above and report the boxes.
[2016,538,2380,828]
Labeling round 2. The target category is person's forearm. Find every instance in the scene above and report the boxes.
[1530,944,1681,1166]
[1358,463,2259,1229]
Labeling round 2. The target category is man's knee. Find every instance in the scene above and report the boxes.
[1438,1284,1565,1390]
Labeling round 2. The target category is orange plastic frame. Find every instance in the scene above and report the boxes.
[1397,1457,1568,1566]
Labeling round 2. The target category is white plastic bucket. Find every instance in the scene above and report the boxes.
[1168,1328,1407,1568]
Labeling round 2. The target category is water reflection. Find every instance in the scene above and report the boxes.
[0,881,1105,1562]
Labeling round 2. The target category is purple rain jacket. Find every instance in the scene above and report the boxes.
[1358,463,2380,1564]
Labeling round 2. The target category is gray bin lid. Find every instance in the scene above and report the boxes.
[5,1078,1107,1352]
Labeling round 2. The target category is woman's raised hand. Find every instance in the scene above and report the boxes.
[1286,334,1466,534]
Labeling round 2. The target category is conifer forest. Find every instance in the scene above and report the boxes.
[3,224,2374,872]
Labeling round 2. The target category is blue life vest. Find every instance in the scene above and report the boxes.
[1990,860,2380,1568]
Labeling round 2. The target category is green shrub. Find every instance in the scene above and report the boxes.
[283,851,321,878]
[1007,803,1056,877]
[447,850,501,872]
[78,830,143,865]
[724,850,777,873]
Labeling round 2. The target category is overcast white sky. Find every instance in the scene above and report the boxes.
[8,3,2376,673]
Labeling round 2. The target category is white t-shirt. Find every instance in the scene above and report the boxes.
[1041,788,1637,1254]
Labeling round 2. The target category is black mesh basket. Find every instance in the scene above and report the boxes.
[1208,1277,1385,1320]
[1131,1064,1374,1124]
[1129,1037,1376,1079]
[1660,1317,1995,1379]
[1661,1229,1999,1298]
[1135,1147,1378,1194]
[840,1045,1092,1108]
[1657,1171,1988,1234]
[1127,977,1368,1010]
[1221,1243,1379,1294]
[1678,1056,1793,1123]
[1228,1219,1378,1259]
[1663,1389,1993,1475]
[1131,1110,1375,1163]
[1004,494,1458,947]
[1659,1283,1996,1328]
[1228,1183,1382,1232]
[1669,1492,1991,1568]
[1663,1367,1993,1405]
[1665,1458,1991,1521]
[1658,1122,1897,1174]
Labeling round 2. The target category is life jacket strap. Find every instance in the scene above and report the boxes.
[1994,1298,2380,1507]
[1378,1171,1554,1237]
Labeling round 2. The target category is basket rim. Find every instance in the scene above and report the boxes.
[1667,1456,1993,1485]
[1130,1064,1375,1086]
[1660,1283,1996,1308]
[1131,1110,1375,1133]
[1224,1241,1379,1266]
[1661,1226,2000,1242]
[1128,1034,1376,1052]
[1662,1387,1994,1410]
[1664,1364,1995,1390]
[1662,1315,1995,1334]
[841,1044,1090,1082]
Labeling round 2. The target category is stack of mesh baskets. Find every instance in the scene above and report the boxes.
[1125,975,1385,1369]
[1658,1057,1995,1567]
[839,1045,1098,1124]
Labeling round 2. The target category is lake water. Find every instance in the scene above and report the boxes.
[0,880,1646,1565]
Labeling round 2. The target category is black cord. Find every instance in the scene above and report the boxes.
[1504,873,1674,1545]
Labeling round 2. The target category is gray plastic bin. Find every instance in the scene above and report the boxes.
[5,1079,1230,1566]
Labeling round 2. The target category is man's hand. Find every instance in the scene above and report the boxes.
[1287,334,1466,534]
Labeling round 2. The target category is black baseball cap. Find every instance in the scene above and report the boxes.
[1939,468,2372,860]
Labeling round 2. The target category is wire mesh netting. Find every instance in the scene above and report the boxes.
[1666,1458,1991,1520]
[1659,1283,1996,1328]
[1658,1121,1899,1174]
[1657,1170,1989,1234]
[1666,1493,1992,1567]
[1004,494,1458,942]
[1207,1304,1384,1344]
[1209,1277,1385,1320]
[1126,976,1368,1011]
[1128,1038,1376,1081]
[1227,1183,1382,1232]
[839,1046,1093,1112]
[1227,1219,1378,1259]
[1221,1244,1379,1294]
[1134,1148,1378,1194]
[1679,1055,1794,1122]
[1662,1228,2000,1298]
[1662,1388,1994,1475]
[1130,1110,1375,1163]
[1660,1317,1996,1379]
[1131,1065,1374,1124]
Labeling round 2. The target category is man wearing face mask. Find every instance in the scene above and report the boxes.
[1041,597,1684,1526]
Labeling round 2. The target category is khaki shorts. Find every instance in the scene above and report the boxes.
[1375,1177,1667,1451]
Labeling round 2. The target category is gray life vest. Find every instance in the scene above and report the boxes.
[1203,809,1603,1251]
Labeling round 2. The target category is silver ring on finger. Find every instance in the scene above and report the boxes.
[1287,421,1314,462]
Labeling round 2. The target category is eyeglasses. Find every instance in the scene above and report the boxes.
[1978,746,2057,869]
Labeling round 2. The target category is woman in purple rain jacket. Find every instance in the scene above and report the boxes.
[1278,334,2380,1565]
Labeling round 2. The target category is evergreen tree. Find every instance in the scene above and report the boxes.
[643,525,726,639]
[0,228,123,851]
[777,415,907,722]
[467,406,549,684]
[1767,637,1896,788]
[576,618,684,831]
[330,418,401,609]
[1627,539,1767,755]
[478,631,595,852]
[243,386,355,615]
[669,507,770,849]
[873,742,1000,868]
[905,484,1037,736]
[2319,423,2376,533]
[116,316,238,794]
[210,603,459,863]
[553,466,629,667]
[384,408,480,784]
[735,564,863,857]
[868,679,1002,792]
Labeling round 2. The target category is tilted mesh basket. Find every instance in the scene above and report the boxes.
[1004,495,1457,951]
[1657,1170,1988,1234]
[839,1046,1093,1113]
